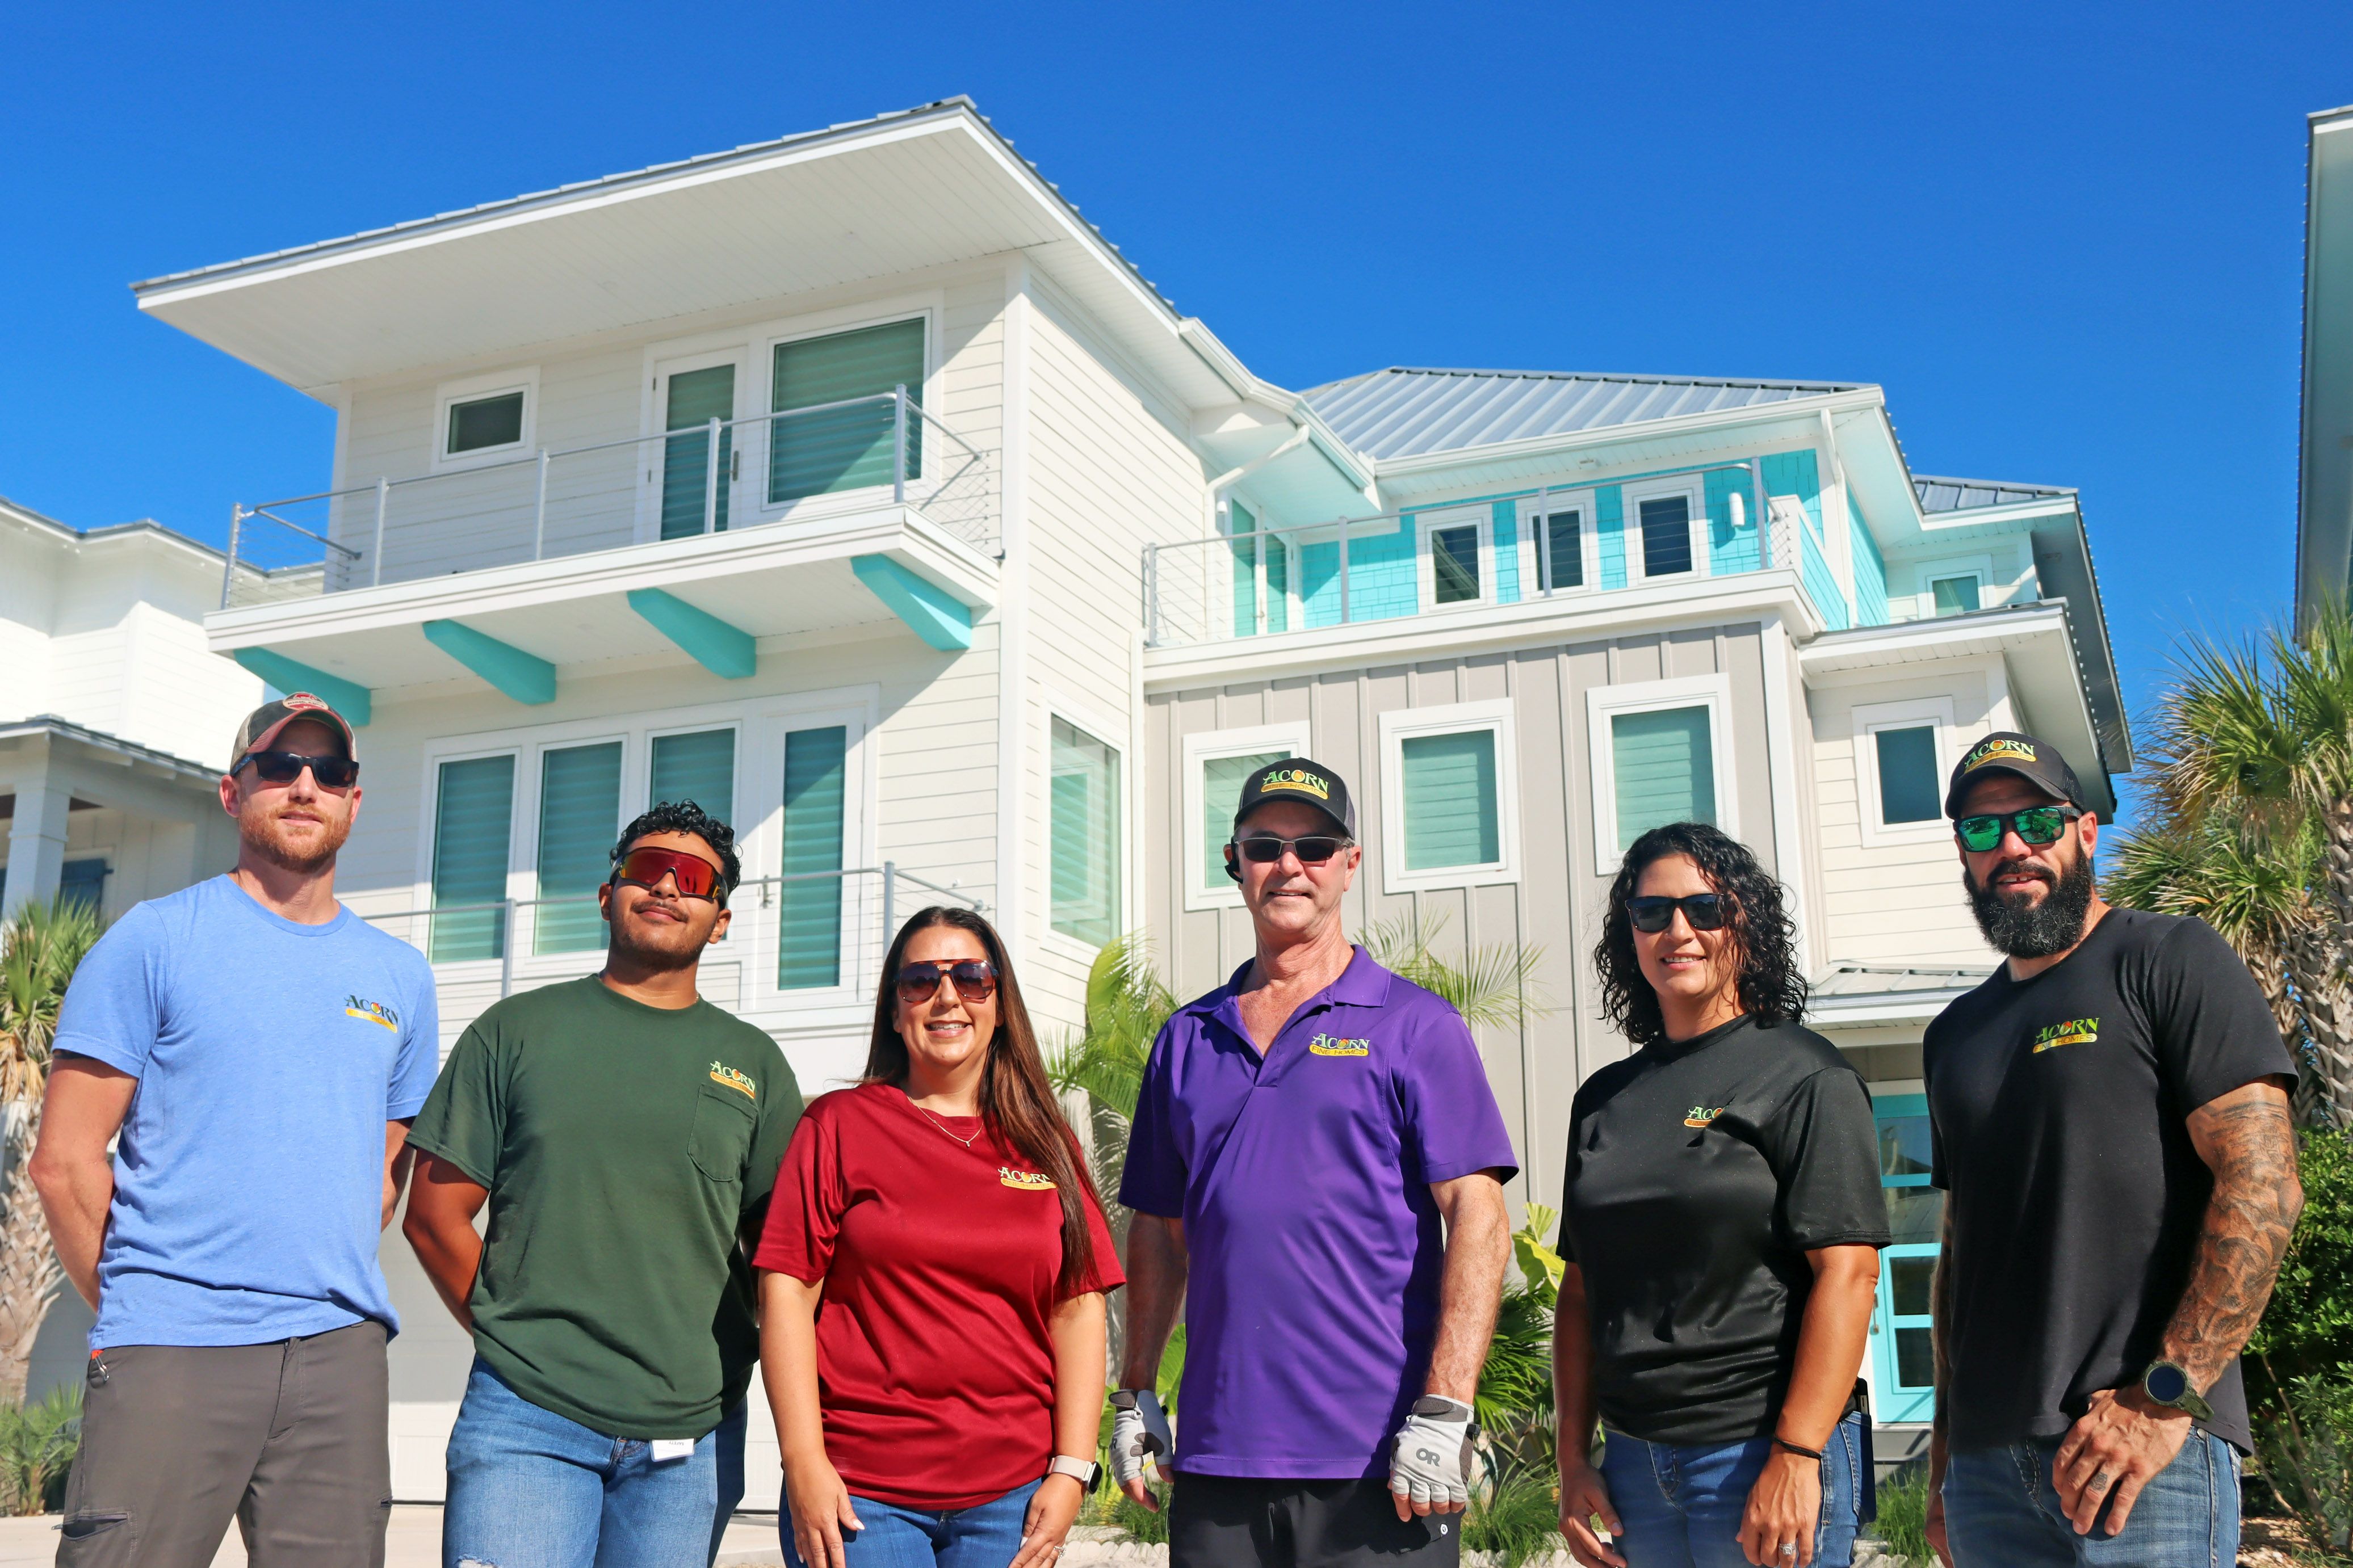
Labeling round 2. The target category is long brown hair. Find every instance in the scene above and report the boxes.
[864,906,1100,1293]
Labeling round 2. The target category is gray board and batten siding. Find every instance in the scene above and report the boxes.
[1144,619,1782,1205]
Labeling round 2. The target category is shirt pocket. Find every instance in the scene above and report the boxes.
[689,1084,758,1184]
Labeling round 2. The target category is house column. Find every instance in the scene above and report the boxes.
[2,753,70,920]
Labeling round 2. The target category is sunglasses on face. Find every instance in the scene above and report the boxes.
[1228,834,1353,866]
[1954,806,2082,854]
[238,751,359,790]
[611,846,725,902]
[896,960,999,1006]
[1625,893,1731,934]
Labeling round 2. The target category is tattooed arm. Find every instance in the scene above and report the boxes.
[2050,1078,2301,1536]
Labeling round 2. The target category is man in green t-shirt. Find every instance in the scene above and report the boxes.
[405,800,802,1568]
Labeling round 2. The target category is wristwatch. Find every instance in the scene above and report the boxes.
[1048,1454,1103,1492]
[2140,1360,2214,1422]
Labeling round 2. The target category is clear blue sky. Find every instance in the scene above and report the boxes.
[5,2,2347,826]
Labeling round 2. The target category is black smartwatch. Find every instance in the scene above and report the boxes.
[2140,1360,2213,1422]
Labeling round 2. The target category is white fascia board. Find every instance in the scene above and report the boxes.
[1807,989,1981,1027]
[1797,603,2071,675]
[1143,572,1819,692]
[1918,498,2081,534]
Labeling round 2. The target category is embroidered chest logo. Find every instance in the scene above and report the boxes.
[2032,1018,2100,1054]
[708,1062,757,1100]
[1308,1032,1370,1057]
[1000,1167,1057,1191]
[1682,1104,1727,1129]
[343,995,399,1032]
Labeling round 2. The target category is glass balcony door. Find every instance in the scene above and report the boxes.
[1872,1093,1941,1424]
[657,351,744,541]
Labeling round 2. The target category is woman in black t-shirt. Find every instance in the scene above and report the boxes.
[1555,823,1890,1568]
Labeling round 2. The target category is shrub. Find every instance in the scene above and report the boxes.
[0,1384,79,1515]
[2253,1366,2353,1553]
[1868,1466,1931,1563]
[2251,1132,2353,1391]
[1461,1463,1562,1567]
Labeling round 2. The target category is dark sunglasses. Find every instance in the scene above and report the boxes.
[611,846,725,902]
[237,750,359,789]
[1229,834,1353,866]
[1625,893,1730,934]
[1954,806,2082,854]
[896,960,999,1006]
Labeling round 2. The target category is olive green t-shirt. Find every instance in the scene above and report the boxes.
[409,976,802,1439]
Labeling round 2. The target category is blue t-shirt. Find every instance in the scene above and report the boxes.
[53,875,440,1348]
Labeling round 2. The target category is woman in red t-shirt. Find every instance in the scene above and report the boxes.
[757,906,1123,1568]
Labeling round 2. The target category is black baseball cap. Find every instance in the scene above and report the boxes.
[230,693,358,768]
[1944,730,2088,819]
[1232,756,1356,840]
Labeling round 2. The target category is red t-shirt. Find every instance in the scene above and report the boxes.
[753,1081,1124,1508]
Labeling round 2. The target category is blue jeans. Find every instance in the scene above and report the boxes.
[1600,1413,1864,1567]
[780,1478,1042,1568]
[1942,1431,2240,1567]
[443,1359,748,1568]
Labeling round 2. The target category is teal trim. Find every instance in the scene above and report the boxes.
[1873,1092,1928,1117]
[1760,450,1824,540]
[1705,468,1760,574]
[227,650,371,726]
[1491,501,1521,604]
[1596,487,1626,589]
[422,620,557,704]
[850,555,973,651]
[1800,527,1849,630]
[1849,496,1890,626]
[626,588,757,679]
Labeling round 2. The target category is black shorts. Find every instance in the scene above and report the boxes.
[1169,1473,1462,1568]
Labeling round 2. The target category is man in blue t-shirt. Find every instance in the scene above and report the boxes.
[33,694,438,1567]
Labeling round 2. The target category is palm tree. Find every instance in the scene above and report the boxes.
[0,898,103,1405]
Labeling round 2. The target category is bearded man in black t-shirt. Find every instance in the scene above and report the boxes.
[1922,732,2300,1568]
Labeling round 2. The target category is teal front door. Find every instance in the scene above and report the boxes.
[1871,1095,1941,1423]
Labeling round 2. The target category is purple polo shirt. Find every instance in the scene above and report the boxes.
[1118,947,1519,1478]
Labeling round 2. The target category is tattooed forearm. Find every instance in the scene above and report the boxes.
[2165,1081,2301,1392]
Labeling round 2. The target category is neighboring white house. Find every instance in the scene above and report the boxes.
[132,98,2125,1487]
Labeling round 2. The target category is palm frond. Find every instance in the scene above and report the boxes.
[0,898,104,1107]
[1361,911,1551,1031]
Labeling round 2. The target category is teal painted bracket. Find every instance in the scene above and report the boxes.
[850,555,973,651]
[228,649,372,726]
[421,620,557,704]
[626,588,756,679]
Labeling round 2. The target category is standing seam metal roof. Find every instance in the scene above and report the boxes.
[1301,367,1868,461]
[1912,475,2077,513]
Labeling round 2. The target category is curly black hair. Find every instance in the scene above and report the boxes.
[610,799,741,902]
[1593,821,1805,1051]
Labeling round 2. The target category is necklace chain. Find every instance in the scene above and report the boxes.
[913,1102,983,1149]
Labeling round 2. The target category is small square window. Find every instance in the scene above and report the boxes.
[447,391,526,455]
[1431,524,1482,604]
[1639,495,1693,577]
[1874,726,1942,825]
[1930,574,1981,616]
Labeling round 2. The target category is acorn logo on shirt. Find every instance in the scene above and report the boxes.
[2032,1018,2100,1054]
[1683,1104,1726,1128]
[708,1062,757,1100]
[343,995,399,1032]
[1308,1033,1370,1057]
[1000,1167,1057,1191]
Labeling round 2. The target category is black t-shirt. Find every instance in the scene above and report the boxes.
[1924,908,2293,1453]
[1559,1015,1890,1445]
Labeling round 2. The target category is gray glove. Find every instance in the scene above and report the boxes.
[1108,1389,1173,1487]
[1390,1395,1477,1511]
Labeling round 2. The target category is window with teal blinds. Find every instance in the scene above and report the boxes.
[1610,707,1716,850]
[778,726,848,989]
[1401,731,1500,869]
[661,365,736,540]
[431,755,515,961]
[535,742,621,955]
[651,729,736,827]
[1203,752,1284,886]
[1874,726,1941,825]
[1050,718,1120,945]
[769,320,925,504]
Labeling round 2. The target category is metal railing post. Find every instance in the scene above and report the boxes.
[882,861,896,951]
[703,417,722,536]
[1144,543,1160,646]
[1338,515,1352,624]
[1750,458,1768,569]
[532,449,550,560]
[498,899,516,998]
[370,478,389,587]
[1536,486,1551,591]
[221,505,246,609]
[893,385,908,506]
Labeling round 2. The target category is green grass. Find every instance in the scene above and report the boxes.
[1463,1465,1563,1568]
[1867,1468,1930,1562]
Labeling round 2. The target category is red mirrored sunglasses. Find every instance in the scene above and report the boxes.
[611,846,725,902]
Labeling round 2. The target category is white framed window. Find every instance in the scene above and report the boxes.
[1586,675,1737,863]
[425,747,521,964]
[1416,506,1492,611]
[1911,554,1993,619]
[1623,476,1705,582]
[1850,697,1957,847]
[1048,712,1123,948]
[764,312,932,511]
[1378,700,1520,893]
[432,368,539,471]
[1519,490,1597,594]
[1182,722,1312,911]
[652,349,748,543]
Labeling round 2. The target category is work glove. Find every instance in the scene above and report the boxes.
[1390,1394,1477,1513]
[1108,1389,1173,1487]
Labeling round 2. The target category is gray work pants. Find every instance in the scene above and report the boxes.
[57,1319,392,1567]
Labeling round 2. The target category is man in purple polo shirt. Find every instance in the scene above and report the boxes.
[1112,756,1517,1568]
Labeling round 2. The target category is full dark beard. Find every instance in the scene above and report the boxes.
[1966,851,2095,959]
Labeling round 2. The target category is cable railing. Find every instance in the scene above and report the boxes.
[219,388,995,611]
[355,861,984,1001]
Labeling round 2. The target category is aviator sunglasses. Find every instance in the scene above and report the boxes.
[611,846,725,902]
[1625,893,1731,934]
[896,960,1000,1006]
[238,750,359,790]
[1954,805,2083,854]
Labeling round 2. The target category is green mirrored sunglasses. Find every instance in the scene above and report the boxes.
[1954,805,2082,853]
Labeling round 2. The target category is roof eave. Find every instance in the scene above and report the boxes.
[1364,385,1888,479]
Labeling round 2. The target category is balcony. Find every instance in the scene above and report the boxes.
[208,393,997,715]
